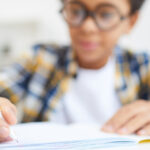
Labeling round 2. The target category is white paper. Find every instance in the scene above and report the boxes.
[0,122,149,150]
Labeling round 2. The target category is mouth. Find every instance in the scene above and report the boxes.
[78,41,100,52]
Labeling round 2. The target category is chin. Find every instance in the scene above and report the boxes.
[76,48,102,60]
[77,53,101,64]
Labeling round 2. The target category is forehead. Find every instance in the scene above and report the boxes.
[67,0,130,13]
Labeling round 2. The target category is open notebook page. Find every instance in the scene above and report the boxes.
[0,122,150,150]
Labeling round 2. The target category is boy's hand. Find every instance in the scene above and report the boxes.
[0,98,17,142]
[102,100,150,136]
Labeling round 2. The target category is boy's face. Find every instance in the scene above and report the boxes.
[65,0,138,68]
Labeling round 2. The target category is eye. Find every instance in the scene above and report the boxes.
[99,12,114,19]
[70,8,84,16]
[64,3,85,19]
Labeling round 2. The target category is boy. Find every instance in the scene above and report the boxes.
[0,0,148,142]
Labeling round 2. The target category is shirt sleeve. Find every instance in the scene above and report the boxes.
[0,48,38,105]
[136,52,150,100]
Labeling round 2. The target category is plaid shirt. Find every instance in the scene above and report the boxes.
[0,44,150,123]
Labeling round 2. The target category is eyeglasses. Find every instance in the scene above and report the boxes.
[60,1,129,31]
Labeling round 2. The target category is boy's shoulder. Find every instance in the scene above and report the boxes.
[115,46,150,67]
[33,44,70,57]
[32,44,72,68]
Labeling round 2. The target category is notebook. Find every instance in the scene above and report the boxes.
[0,122,150,150]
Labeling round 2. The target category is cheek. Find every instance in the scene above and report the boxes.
[103,25,128,50]
[103,32,120,49]
[69,28,79,42]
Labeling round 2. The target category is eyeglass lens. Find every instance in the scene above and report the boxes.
[62,2,125,30]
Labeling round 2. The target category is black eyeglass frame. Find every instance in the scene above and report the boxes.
[60,1,129,31]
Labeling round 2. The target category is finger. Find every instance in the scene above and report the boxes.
[117,112,150,135]
[102,101,147,132]
[0,137,13,143]
[0,118,10,142]
[137,123,150,136]
[0,98,17,125]
[1,106,17,125]
[0,98,17,115]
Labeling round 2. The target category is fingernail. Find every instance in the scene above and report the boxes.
[138,130,146,136]
[103,125,114,132]
[10,113,17,124]
[0,127,9,138]
[4,136,13,142]
[118,128,128,134]
[4,107,17,124]
[9,108,16,116]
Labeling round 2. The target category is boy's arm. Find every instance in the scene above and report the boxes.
[0,49,37,105]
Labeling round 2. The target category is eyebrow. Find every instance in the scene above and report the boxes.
[66,0,126,15]
[67,0,119,9]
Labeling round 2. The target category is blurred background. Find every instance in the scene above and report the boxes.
[0,0,150,67]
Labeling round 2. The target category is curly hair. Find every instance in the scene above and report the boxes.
[129,0,145,14]
[61,0,146,15]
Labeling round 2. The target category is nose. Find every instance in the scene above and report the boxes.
[80,17,99,34]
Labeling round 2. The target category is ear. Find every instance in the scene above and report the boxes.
[125,12,139,34]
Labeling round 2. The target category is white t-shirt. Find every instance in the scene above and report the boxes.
[50,57,122,125]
